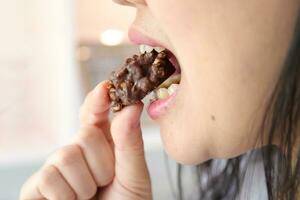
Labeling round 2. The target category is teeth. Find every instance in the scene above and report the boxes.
[154,47,165,52]
[154,84,179,100]
[145,45,154,53]
[139,44,165,54]
[139,45,146,54]
[156,88,169,99]
[168,84,179,95]
[150,91,157,101]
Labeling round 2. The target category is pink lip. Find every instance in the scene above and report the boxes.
[128,28,163,47]
[147,93,177,120]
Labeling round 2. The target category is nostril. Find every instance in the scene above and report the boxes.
[112,0,146,6]
[112,0,133,6]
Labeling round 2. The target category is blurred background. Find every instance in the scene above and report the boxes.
[0,0,190,199]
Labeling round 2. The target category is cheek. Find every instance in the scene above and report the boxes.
[147,0,199,44]
[159,90,213,165]
[158,74,263,164]
[150,0,298,164]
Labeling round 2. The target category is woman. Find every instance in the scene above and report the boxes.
[21,0,299,199]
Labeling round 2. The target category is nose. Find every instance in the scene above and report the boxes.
[112,0,146,6]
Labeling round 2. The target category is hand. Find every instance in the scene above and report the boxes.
[20,81,152,200]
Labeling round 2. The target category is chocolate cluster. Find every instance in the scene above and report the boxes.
[108,50,175,112]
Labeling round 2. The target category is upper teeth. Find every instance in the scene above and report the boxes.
[139,45,165,54]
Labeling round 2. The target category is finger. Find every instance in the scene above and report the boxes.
[80,81,110,124]
[111,103,150,186]
[20,166,76,200]
[46,145,97,200]
[20,172,44,200]
[75,125,115,187]
[79,80,112,143]
[38,166,76,200]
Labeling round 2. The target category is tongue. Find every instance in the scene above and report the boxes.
[169,55,181,74]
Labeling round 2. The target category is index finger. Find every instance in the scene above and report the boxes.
[79,80,111,127]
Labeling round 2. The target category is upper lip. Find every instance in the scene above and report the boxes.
[128,28,165,48]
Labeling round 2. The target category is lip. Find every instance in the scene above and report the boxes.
[147,93,177,120]
[128,28,166,48]
[129,28,180,119]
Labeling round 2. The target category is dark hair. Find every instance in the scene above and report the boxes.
[174,10,300,200]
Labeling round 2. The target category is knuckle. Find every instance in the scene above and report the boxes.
[81,183,97,200]
[61,191,76,200]
[92,159,114,187]
[78,125,103,145]
[53,192,76,200]
[38,166,76,200]
[38,165,58,187]
[101,161,115,186]
[55,145,82,167]
[100,171,114,186]
[79,108,99,126]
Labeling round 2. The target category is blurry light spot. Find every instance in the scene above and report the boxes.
[77,46,91,61]
[100,29,124,46]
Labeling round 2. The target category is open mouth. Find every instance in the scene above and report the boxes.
[139,45,181,100]
[139,44,182,119]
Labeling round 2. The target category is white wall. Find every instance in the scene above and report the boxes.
[0,0,82,165]
[76,0,135,43]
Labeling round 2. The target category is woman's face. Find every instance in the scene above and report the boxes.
[114,0,299,164]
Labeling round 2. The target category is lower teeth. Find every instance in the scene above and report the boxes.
[156,88,169,99]
[168,84,179,95]
[154,83,179,99]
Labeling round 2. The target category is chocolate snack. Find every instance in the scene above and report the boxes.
[108,50,175,112]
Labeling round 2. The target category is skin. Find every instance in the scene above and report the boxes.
[21,0,299,199]
[132,0,299,164]
[21,82,152,199]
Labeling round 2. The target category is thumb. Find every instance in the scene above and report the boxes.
[111,102,150,187]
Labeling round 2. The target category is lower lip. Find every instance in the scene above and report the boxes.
[147,92,177,120]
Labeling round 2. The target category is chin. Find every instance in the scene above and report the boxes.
[159,124,211,165]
